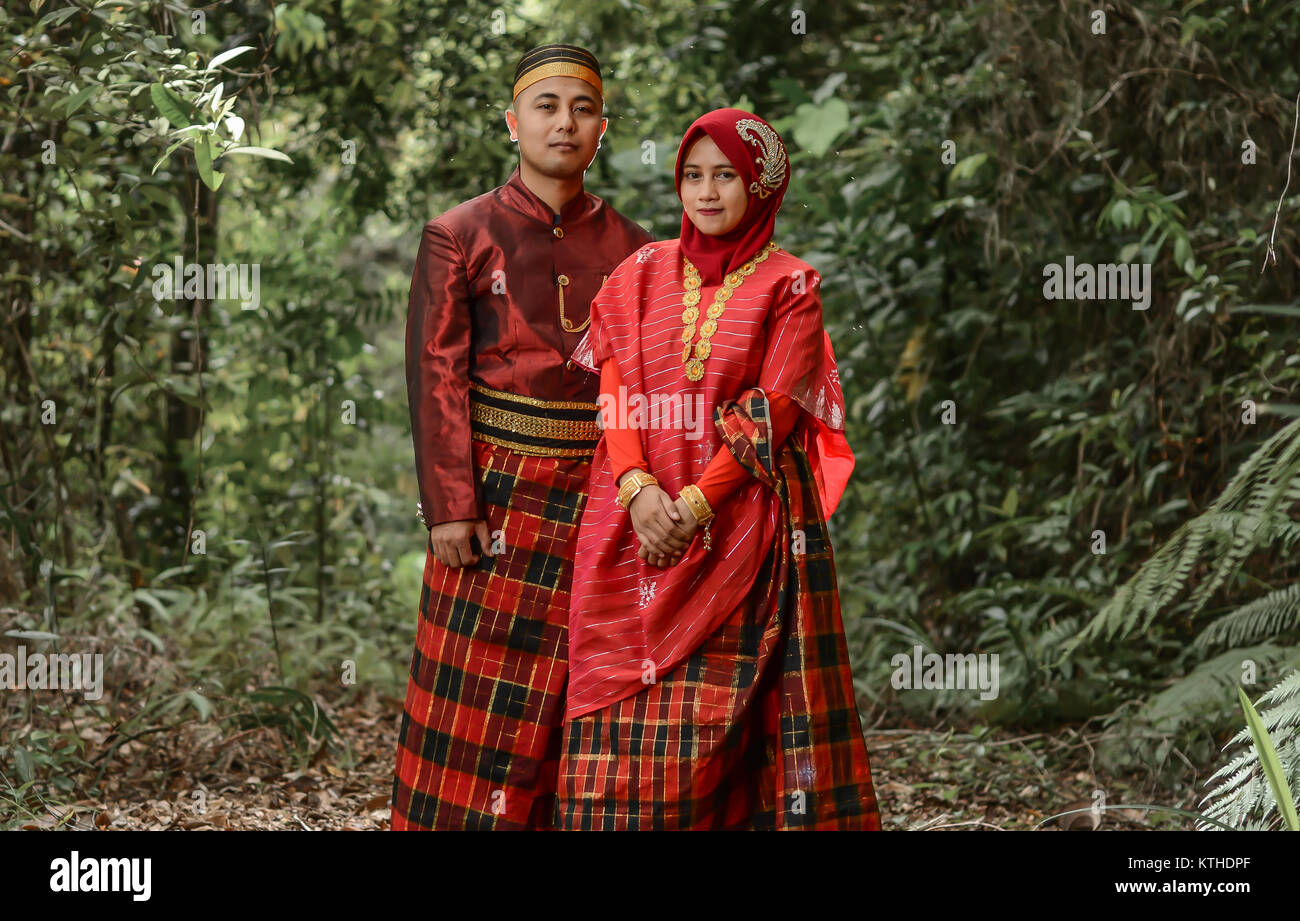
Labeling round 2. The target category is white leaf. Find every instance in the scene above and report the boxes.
[222,145,292,163]
[207,45,255,71]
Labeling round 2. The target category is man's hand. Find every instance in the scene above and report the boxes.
[429,518,493,568]
[627,483,692,567]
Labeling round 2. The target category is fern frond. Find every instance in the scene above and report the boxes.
[1193,583,1300,652]
[1199,666,1300,830]
[1066,416,1300,654]
[1137,646,1294,730]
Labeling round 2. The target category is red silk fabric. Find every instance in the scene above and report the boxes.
[600,355,801,508]
[600,358,651,484]
[405,166,652,525]
[565,239,854,718]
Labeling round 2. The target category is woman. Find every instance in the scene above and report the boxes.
[558,108,881,830]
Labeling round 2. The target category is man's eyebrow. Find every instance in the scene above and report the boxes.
[529,91,600,105]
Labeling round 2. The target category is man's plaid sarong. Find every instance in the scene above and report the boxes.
[392,432,593,830]
[556,390,882,830]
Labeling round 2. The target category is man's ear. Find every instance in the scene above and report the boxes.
[598,117,608,143]
[505,108,519,143]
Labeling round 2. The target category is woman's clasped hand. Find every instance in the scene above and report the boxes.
[624,478,698,567]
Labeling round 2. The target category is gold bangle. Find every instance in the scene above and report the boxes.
[617,470,658,510]
[679,484,715,526]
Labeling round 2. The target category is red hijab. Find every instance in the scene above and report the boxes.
[674,108,790,286]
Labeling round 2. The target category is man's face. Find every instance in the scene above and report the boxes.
[507,76,607,177]
[679,134,749,236]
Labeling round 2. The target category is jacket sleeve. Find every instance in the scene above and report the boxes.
[405,219,481,528]
[694,391,801,509]
[599,356,650,485]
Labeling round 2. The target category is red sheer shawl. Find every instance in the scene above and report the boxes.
[564,241,854,718]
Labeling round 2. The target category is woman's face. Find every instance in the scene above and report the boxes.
[679,135,748,236]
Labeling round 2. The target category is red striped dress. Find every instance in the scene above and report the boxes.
[557,239,881,830]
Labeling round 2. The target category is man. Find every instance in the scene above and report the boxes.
[391,43,654,830]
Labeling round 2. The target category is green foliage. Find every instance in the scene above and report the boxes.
[3,0,1300,816]
[1058,417,1300,783]
[1200,670,1300,830]
[1067,417,1300,649]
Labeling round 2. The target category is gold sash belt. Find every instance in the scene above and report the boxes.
[468,381,601,457]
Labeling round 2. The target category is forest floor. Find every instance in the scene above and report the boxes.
[13,687,1199,831]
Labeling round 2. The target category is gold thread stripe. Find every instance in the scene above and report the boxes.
[469,380,600,411]
[471,401,599,441]
[516,45,597,68]
[513,63,603,100]
[470,431,597,458]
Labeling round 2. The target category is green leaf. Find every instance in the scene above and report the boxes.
[771,77,813,106]
[1001,486,1019,517]
[811,72,848,105]
[3,629,59,641]
[133,588,171,623]
[1232,303,1300,317]
[1111,199,1133,230]
[60,86,98,117]
[792,98,849,157]
[1173,235,1193,273]
[950,152,988,183]
[150,84,191,130]
[35,6,80,29]
[151,138,187,176]
[208,45,255,71]
[221,146,293,164]
[1069,174,1105,193]
[136,628,166,652]
[195,134,218,190]
[854,162,900,191]
[13,747,34,784]
[1174,287,1200,316]
[185,691,213,722]
[1259,403,1300,418]
[1237,685,1300,830]
[138,185,174,208]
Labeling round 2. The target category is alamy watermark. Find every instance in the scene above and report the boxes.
[50,852,150,901]
[598,386,708,441]
[1043,256,1152,310]
[0,645,103,701]
[151,256,260,310]
[891,644,1000,700]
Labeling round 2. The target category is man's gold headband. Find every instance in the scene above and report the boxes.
[512,44,603,102]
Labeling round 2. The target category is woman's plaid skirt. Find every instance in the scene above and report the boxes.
[391,429,593,830]
[556,393,882,830]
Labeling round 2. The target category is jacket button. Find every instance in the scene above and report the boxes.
[553,227,564,239]
[565,359,578,372]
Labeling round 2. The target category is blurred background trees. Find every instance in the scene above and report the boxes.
[3,0,1298,827]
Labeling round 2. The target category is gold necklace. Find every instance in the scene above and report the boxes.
[680,241,778,381]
